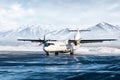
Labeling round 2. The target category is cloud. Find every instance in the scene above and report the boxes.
[0,3,35,31]
[0,0,120,31]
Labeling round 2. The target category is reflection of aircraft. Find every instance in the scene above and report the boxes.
[18,29,116,55]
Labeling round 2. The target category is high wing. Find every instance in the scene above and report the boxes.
[80,39,116,43]
[68,39,116,44]
[18,39,116,43]
[18,39,44,42]
[17,39,57,43]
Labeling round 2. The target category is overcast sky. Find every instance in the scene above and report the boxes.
[0,0,120,31]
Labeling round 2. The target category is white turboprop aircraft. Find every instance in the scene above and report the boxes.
[18,29,116,55]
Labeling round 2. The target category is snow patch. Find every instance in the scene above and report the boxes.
[0,45,43,51]
[75,47,120,56]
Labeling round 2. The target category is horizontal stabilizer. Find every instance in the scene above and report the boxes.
[68,39,116,44]
[80,39,117,43]
[68,29,90,32]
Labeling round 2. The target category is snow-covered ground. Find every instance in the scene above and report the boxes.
[0,45,43,51]
[75,47,120,56]
[1,45,120,56]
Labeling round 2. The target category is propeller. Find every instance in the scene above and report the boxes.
[39,35,47,46]
[38,35,57,46]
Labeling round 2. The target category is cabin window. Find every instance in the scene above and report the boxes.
[44,43,54,47]
[60,45,65,46]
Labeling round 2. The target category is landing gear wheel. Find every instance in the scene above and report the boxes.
[46,52,49,56]
[70,51,74,55]
[70,47,74,55]
[55,52,59,56]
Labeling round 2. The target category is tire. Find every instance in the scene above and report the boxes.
[55,52,58,56]
[70,51,74,55]
[70,46,74,55]
[46,52,49,56]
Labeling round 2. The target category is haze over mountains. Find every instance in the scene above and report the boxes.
[0,22,120,46]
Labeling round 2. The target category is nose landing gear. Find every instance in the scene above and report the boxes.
[46,52,49,56]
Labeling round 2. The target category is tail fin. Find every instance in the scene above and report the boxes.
[74,28,80,40]
[68,28,90,40]
[74,28,90,45]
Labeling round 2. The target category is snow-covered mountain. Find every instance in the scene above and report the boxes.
[89,22,120,32]
[0,22,120,46]
[81,22,120,39]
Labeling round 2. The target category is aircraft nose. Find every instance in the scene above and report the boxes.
[43,47,49,52]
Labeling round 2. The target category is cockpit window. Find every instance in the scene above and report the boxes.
[44,43,54,47]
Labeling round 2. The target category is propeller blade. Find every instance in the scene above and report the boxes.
[44,35,45,41]
[39,43,43,46]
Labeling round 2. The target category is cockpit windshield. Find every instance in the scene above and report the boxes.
[44,43,54,47]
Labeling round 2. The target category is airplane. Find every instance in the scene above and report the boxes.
[18,28,117,56]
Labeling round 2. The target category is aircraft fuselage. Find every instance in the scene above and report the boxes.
[43,41,79,53]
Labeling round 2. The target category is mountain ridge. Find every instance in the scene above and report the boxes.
[0,22,120,45]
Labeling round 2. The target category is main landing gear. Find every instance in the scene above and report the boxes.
[45,51,74,56]
[70,48,74,55]
[45,52,59,56]
[55,52,59,56]
[70,51,74,55]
